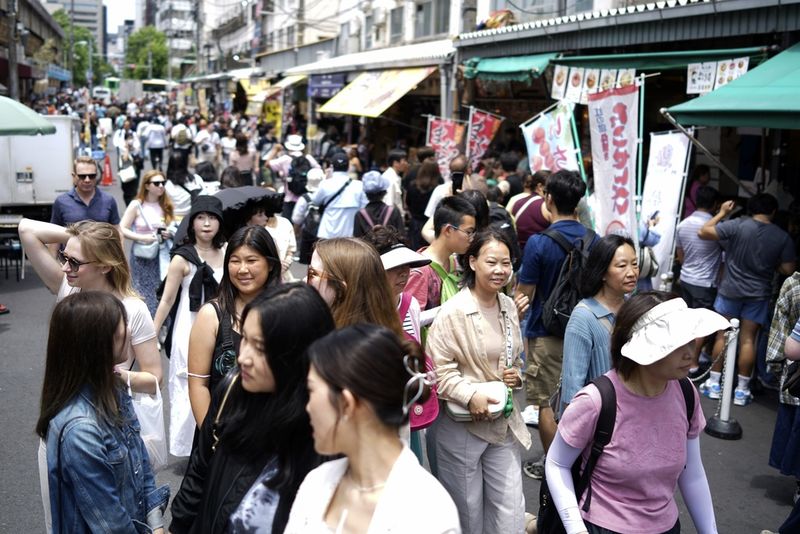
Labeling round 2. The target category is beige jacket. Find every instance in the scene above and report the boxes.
[428,287,531,448]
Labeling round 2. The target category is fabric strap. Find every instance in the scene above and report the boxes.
[512,194,539,219]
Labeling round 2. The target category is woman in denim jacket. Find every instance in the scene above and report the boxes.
[36,292,169,533]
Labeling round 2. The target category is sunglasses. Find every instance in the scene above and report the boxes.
[148,180,166,186]
[57,250,96,272]
[76,173,97,181]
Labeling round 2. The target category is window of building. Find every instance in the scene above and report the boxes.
[414,1,432,38]
[390,6,403,43]
[434,0,450,34]
[276,28,284,49]
[365,14,374,48]
[338,22,350,55]
[287,26,295,47]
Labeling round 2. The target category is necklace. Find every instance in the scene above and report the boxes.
[195,245,214,252]
[345,473,386,493]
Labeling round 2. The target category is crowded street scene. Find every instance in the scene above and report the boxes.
[2,0,800,533]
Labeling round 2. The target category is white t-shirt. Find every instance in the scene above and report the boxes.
[165,175,206,218]
[424,182,452,219]
[195,130,220,162]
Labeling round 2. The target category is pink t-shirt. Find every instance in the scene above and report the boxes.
[558,370,705,534]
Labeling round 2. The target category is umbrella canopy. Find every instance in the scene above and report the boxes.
[0,96,56,136]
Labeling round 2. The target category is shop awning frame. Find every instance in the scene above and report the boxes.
[250,75,307,102]
[554,46,771,71]
[665,43,800,130]
[463,53,558,82]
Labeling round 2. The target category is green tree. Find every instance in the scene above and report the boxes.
[124,26,168,80]
[52,9,97,86]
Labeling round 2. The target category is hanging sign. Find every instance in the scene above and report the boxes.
[551,65,568,100]
[520,102,579,174]
[686,62,716,94]
[588,84,639,237]
[426,116,466,180]
[466,107,504,172]
[564,67,585,103]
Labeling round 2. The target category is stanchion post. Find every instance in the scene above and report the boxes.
[705,319,743,440]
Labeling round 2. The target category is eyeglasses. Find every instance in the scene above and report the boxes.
[148,181,166,186]
[449,224,476,239]
[57,250,96,272]
[76,173,97,181]
[307,266,339,284]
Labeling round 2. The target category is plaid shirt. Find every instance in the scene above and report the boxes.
[767,272,800,405]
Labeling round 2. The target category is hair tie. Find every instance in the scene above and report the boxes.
[401,354,436,417]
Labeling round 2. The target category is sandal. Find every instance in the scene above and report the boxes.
[0,304,8,315]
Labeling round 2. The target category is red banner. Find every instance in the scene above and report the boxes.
[427,116,466,180]
[467,108,503,172]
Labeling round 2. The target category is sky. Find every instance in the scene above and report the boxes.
[105,0,136,34]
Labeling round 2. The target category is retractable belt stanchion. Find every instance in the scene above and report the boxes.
[705,319,743,440]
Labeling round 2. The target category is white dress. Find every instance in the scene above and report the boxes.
[167,262,224,457]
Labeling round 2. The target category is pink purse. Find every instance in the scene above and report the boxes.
[398,292,439,430]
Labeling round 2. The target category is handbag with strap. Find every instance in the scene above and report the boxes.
[398,292,439,430]
[302,179,351,238]
[131,201,160,260]
[784,360,800,398]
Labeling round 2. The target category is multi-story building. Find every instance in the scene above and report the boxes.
[43,0,104,56]
[156,0,197,79]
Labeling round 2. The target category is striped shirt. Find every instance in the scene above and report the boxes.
[675,210,722,287]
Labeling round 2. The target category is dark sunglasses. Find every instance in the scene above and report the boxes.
[76,173,97,181]
[148,180,166,186]
[57,250,96,272]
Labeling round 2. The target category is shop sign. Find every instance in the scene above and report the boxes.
[686,62,716,94]
[466,107,504,172]
[588,84,639,237]
[308,74,346,99]
[713,57,749,90]
[564,67,584,103]
[519,102,579,174]
[426,116,466,180]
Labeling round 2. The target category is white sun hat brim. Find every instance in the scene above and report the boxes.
[381,245,431,270]
[621,298,730,366]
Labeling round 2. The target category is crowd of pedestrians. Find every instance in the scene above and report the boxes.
[16,89,800,533]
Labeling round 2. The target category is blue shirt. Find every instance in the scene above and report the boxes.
[50,188,121,227]
[560,298,614,416]
[518,219,595,338]
[312,172,367,239]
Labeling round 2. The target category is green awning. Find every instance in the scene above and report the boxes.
[0,96,56,136]
[463,53,557,82]
[667,43,800,130]
[555,46,769,71]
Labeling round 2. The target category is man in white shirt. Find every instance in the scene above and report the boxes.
[381,149,408,218]
[194,121,221,168]
[144,119,168,170]
[312,152,366,239]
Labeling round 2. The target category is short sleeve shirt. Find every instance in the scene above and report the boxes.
[716,217,795,299]
[50,188,121,227]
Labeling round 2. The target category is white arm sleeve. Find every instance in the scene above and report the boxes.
[545,432,589,534]
[678,437,718,534]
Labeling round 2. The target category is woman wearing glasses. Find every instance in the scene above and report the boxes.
[426,228,530,534]
[119,169,177,316]
[170,283,334,534]
[306,237,403,334]
[284,324,460,533]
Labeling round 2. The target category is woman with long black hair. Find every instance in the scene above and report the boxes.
[170,283,335,534]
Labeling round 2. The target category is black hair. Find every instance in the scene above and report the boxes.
[748,193,778,216]
[186,211,226,248]
[387,149,407,167]
[546,170,586,215]
[214,225,282,325]
[500,152,519,173]
[308,324,429,429]
[461,227,516,289]
[217,283,335,533]
[579,234,637,298]
[195,161,218,182]
[416,146,436,161]
[166,151,191,186]
[433,195,477,237]
[611,291,673,379]
[530,170,550,191]
[695,186,719,211]
[360,225,407,254]
[691,164,710,182]
[457,189,490,230]
[220,165,242,189]
[366,190,386,203]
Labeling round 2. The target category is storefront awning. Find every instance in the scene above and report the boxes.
[318,67,436,118]
[239,78,271,97]
[285,39,454,76]
[667,43,800,130]
[463,53,557,82]
[555,46,770,71]
[251,74,307,102]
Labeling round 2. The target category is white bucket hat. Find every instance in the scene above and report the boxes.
[621,298,730,366]
[284,134,305,154]
[380,244,431,271]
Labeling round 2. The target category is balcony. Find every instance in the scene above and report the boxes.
[211,9,247,41]
[158,0,194,18]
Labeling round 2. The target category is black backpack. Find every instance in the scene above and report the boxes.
[540,228,596,338]
[287,155,311,196]
[537,376,695,534]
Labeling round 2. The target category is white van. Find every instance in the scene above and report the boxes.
[92,86,111,104]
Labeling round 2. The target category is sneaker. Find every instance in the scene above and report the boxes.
[523,457,545,480]
[699,379,721,400]
[522,405,539,427]
[733,388,752,406]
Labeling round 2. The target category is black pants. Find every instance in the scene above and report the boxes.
[149,147,164,170]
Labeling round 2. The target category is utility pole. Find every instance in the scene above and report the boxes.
[87,39,93,88]
[7,0,19,100]
[147,48,153,78]
[196,0,204,74]
[297,0,304,46]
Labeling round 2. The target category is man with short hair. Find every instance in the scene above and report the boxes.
[312,152,366,239]
[699,193,796,405]
[50,156,121,227]
[194,120,221,168]
[516,170,593,479]
[382,148,409,218]
[497,152,524,200]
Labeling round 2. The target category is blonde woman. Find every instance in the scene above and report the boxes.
[120,169,176,315]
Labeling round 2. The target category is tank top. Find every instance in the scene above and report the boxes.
[210,302,243,397]
[512,194,549,250]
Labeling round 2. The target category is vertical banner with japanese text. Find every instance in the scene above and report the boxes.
[640,130,692,285]
[520,102,579,174]
[466,107,504,172]
[588,84,639,238]
[426,116,466,180]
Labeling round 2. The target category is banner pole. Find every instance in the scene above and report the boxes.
[636,74,645,224]
[465,106,474,159]
[521,100,561,127]
[568,105,587,184]
[668,128,695,275]
[425,115,432,147]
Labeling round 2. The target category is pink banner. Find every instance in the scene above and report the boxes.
[427,117,466,180]
[467,108,503,172]
[588,84,639,237]
[519,102,579,174]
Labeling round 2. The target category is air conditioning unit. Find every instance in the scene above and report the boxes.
[373,6,386,25]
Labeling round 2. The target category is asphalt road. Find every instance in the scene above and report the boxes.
[0,173,795,532]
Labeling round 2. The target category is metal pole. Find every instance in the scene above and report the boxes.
[705,319,743,440]
[7,0,19,100]
[636,74,645,199]
[660,108,756,196]
[569,105,587,184]
[69,0,74,80]
[148,48,153,79]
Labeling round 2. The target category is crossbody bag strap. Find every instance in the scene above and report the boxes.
[678,377,695,424]
[135,200,155,231]
[321,179,352,211]
[212,301,235,352]
[359,208,375,227]
[381,205,394,226]
[211,373,239,453]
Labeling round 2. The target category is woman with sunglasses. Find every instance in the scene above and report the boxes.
[426,228,530,534]
[37,291,169,534]
[306,237,403,335]
[187,224,282,432]
[119,169,177,316]
[170,283,334,534]
[285,324,460,533]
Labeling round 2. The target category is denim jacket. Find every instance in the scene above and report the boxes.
[46,385,170,533]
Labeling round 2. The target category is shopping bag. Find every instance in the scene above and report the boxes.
[127,373,168,471]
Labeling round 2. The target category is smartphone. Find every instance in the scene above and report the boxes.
[451,171,465,193]
[650,210,660,220]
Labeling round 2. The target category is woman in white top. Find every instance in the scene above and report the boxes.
[286,323,460,534]
[220,128,237,166]
[244,194,297,282]
[165,151,205,220]
[153,197,226,457]
[120,169,177,315]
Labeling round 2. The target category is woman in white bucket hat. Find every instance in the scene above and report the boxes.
[545,292,728,534]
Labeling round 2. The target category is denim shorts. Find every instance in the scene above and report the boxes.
[714,294,770,326]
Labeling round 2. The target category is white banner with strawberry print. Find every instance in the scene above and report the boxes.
[520,102,580,174]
